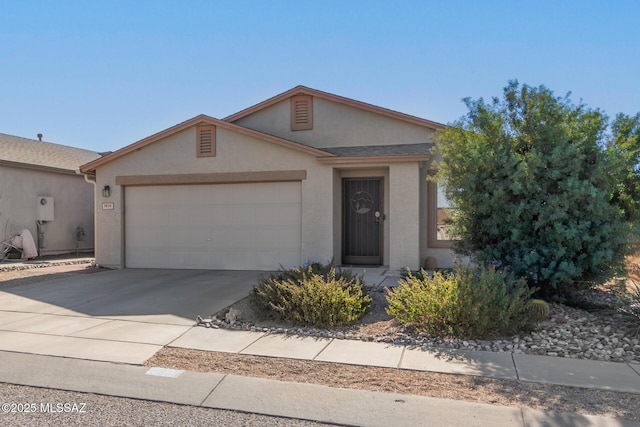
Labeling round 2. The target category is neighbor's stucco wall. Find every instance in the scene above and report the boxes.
[233,97,437,149]
[93,126,334,268]
[0,165,95,255]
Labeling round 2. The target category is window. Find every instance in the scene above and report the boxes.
[196,125,216,157]
[290,95,313,131]
[428,179,456,248]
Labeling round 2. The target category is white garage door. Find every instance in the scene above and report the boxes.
[125,182,301,270]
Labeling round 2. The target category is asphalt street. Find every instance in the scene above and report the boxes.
[0,383,336,427]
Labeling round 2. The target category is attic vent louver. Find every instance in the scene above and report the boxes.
[196,125,216,157]
[290,95,313,131]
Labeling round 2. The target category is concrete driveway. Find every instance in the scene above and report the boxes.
[0,269,260,364]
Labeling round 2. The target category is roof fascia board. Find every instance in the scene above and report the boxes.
[317,154,430,165]
[223,85,446,130]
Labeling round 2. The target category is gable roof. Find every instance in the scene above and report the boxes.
[79,114,336,173]
[223,85,447,130]
[0,132,100,174]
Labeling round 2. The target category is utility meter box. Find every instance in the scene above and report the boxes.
[37,196,54,221]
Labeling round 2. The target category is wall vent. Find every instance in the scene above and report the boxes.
[197,125,216,157]
[290,95,313,131]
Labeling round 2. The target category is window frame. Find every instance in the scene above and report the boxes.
[427,172,456,248]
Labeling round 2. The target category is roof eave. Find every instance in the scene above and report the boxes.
[317,154,430,165]
[0,159,79,175]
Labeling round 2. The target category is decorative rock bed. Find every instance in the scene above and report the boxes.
[210,298,640,364]
[0,258,94,272]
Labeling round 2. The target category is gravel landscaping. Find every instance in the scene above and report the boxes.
[212,287,640,364]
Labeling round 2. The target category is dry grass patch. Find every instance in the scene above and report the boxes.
[147,347,640,421]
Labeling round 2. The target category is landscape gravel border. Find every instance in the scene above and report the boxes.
[0,257,93,272]
[211,290,640,364]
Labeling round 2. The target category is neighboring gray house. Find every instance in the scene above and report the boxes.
[81,86,455,271]
[0,133,100,256]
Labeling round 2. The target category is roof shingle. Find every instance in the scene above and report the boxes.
[0,133,100,172]
[322,143,433,157]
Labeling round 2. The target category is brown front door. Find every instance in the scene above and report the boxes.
[342,178,383,265]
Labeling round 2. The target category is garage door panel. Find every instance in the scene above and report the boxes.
[278,250,301,268]
[279,187,302,203]
[125,182,302,270]
[133,187,167,204]
[254,230,276,246]
[209,207,232,225]
[127,226,170,246]
[278,205,302,224]
[231,206,254,224]
[177,250,209,267]
[278,230,301,247]
[127,248,170,269]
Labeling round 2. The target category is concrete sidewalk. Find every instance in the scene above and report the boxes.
[170,327,640,394]
[0,350,637,427]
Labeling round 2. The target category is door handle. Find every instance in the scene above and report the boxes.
[374,211,384,224]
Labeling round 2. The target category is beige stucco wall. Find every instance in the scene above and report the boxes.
[233,97,437,149]
[93,126,334,268]
[0,165,95,255]
[388,163,421,270]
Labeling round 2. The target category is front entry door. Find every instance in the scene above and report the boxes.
[342,178,383,265]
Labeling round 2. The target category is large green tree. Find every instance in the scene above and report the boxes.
[435,81,631,298]
[608,113,640,223]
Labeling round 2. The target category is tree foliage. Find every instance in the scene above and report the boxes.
[608,113,640,223]
[435,81,631,298]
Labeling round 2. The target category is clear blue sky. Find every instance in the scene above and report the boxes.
[1,1,638,152]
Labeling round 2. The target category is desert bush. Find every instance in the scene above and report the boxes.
[399,268,452,281]
[435,81,632,299]
[616,279,640,322]
[386,264,534,338]
[252,262,371,328]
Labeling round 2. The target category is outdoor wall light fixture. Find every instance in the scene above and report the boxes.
[102,185,111,198]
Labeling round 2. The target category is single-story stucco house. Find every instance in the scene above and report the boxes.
[0,133,100,256]
[80,86,455,271]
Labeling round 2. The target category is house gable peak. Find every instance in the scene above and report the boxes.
[223,85,446,131]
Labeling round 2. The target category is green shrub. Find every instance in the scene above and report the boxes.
[435,81,632,299]
[386,264,534,338]
[399,268,452,281]
[252,262,371,328]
